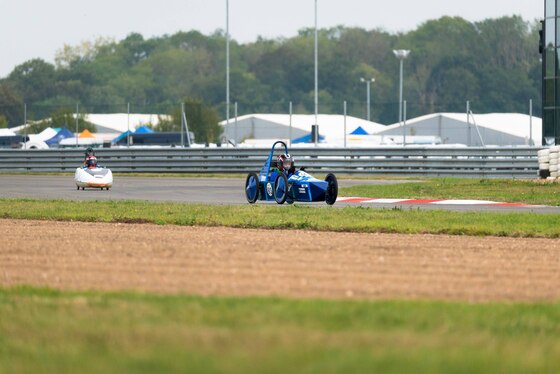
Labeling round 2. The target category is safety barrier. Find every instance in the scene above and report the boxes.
[0,146,542,178]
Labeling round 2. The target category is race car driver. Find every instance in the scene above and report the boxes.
[83,147,96,167]
[85,156,98,169]
[277,153,296,175]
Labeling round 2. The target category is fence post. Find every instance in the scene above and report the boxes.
[403,100,407,146]
[23,103,27,150]
[75,103,79,147]
[529,99,533,146]
[344,100,347,148]
[180,103,184,148]
[466,101,471,147]
[234,102,238,147]
[127,102,131,148]
[289,101,293,147]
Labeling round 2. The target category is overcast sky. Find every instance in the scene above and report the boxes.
[0,0,543,78]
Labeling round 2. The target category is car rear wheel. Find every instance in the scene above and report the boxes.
[274,173,288,204]
[245,172,260,203]
[325,173,338,205]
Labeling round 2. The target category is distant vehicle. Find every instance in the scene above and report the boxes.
[74,149,113,190]
[0,135,28,149]
[244,141,338,205]
[113,132,195,146]
[59,138,103,148]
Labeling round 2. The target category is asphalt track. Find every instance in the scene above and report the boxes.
[1,174,560,213]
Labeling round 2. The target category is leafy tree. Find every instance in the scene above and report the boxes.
[0,83,24,126]
[54,37,114,69]
[185,99,221,143]
[120,33,157,66]
[426,57,480,112]
[399,17,481,117]
[154,98,220,143]
[6,59,56,103]
[154,107,181,132]
[476,16,535,70]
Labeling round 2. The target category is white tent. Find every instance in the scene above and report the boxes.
[220,114,386,145]
[375,113,542,146]
[22,127,58,149]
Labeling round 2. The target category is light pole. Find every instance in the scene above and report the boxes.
[393,49,410,124]
[226,0,230,141]
[313,0,319,145]
[360,77,375,121]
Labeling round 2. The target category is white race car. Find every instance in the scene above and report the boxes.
[75,166,113,190]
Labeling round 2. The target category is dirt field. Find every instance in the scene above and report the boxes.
[1,219,560,302]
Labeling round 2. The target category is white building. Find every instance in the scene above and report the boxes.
[375,113,542,146]
[220,114,386,146]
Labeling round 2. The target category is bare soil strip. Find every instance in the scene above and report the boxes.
[2,219,560,302]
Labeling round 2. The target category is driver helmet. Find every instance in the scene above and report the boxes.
[85,147,95,158]
[277,153,293,171]
[86,156,98,168]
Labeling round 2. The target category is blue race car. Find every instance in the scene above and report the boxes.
[244,141,338,205]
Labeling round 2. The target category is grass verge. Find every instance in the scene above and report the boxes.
[339,177,560,206]
[0,198,559,238]
[0,286,558,373]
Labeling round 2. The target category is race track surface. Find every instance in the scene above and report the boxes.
[1,174,559,213]
[2,219,560,302]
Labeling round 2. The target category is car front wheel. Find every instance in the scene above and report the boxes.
[273,173,288,204]
[325,173,338,205]
[245,172,260,203]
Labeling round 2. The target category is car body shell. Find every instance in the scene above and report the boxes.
[75,166,113,189]
[259,169,328,203]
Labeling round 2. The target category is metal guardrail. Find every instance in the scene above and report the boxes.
[0,146,542,178]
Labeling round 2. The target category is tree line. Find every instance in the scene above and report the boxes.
[0,15,541,142]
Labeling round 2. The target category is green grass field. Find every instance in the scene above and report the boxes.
[1,287,559,373]
[1,197,559,238]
